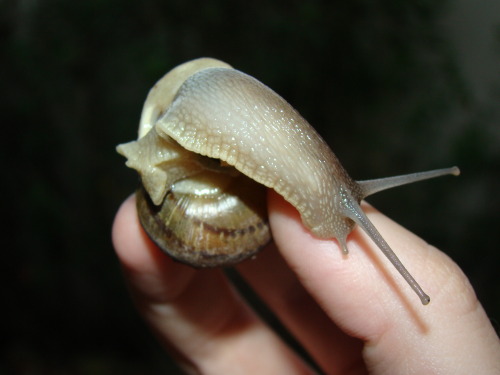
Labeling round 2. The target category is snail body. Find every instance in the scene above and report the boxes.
[117,58,459,305]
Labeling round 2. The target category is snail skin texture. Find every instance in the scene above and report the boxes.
[117,57,460,305]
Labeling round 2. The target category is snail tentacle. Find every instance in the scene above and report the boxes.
[357,167,460,198]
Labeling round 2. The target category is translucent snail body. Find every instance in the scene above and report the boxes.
[117,58,459,305]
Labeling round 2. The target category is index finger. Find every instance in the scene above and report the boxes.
[268,190,500,374]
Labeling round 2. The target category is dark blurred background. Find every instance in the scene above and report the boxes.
[2,0,499,373]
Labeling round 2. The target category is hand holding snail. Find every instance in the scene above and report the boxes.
[112,193,500,374]
[117,57,459,305]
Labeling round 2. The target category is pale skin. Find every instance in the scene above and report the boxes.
[112,190,500,375]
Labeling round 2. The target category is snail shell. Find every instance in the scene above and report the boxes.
[117,58,459,304]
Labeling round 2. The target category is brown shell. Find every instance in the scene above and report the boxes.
[136,171,270,267]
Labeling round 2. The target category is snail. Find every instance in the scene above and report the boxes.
[117,57,460,305]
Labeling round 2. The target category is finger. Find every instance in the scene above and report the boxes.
[237,239,365,374]
[268,190,500,374]
[112,195,315,375]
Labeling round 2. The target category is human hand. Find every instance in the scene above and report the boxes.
[112,190,500,374]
